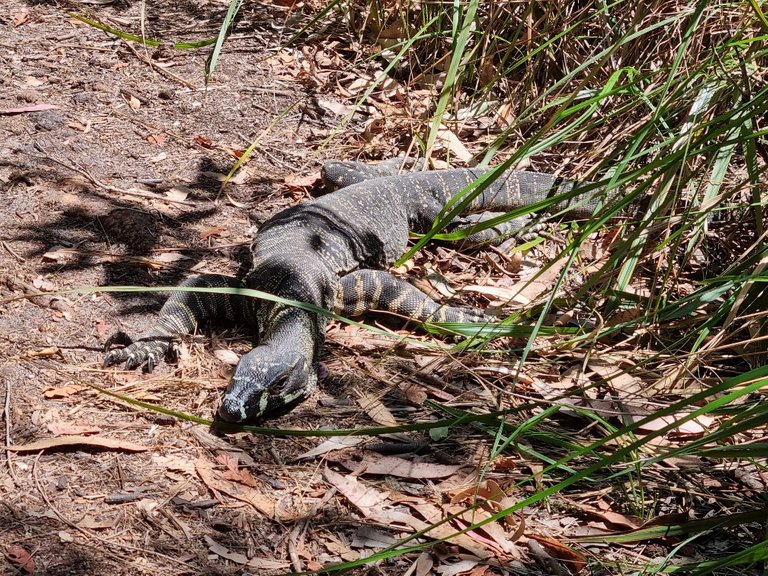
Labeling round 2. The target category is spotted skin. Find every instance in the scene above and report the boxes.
[104,160,603,422]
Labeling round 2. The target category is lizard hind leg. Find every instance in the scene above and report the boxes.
[337,269,488,325]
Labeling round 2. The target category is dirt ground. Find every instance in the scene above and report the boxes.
[0,3,537,575]
[3,2,766,576]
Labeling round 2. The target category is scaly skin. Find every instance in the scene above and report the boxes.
[104,161,600,422]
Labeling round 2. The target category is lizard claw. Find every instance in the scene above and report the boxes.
[103,332,175,372]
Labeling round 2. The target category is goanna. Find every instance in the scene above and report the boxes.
[103,159,604,422]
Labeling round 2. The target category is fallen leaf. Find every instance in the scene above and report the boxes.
[58,531,74,543]
[572,502,639,531]
[213,349,240,366]
[351,525,397,549]
[68,120,90,132]
[634,413,713,440]
[224,146,247,159]
[406,501,492,559]
[216,452,259,487]
[31,276,56,291]
[411,552,434,576]
[446,502,517,555]
[323,467,389,516]
[165,186,191,201]
[13,11,30,26]
[205,536,249,564]
[153,252,190,264]
[199,225,229,240]
[448,480,524,554]
[147,133,166,145]
[296,436,365,459]
[194,135,213,147]
[42,384,86,398]
[6,544,35,573]
[22,347,61,359]
[357,394,397,426]
[246,557,292,570]
[136,498,159,517]
[317,98,349,117]
[95,321,111,337]
[436,125,472,162]
[436,559,482,576]
[326,467,492,558]
[153,454,196,475]
[41,245,75,263]
[47,422,101,436]
[196,457,277,518]
[3,435,148,453]
[527,534,586,574]
[330,451,462,479]
[77,515,115,529]
[24,76,44,88]
[0,103,59,115]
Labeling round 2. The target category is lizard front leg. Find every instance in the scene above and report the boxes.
[103,274,249,371]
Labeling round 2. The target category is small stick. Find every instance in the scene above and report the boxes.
[121,40,197,90]
[3,377,19,484]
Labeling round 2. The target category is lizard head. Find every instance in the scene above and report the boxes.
[217,346,316,422]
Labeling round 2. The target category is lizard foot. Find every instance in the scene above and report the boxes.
[103,331,179,372]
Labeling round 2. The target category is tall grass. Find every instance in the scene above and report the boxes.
[74,0,768,571]
[307,0,768,573]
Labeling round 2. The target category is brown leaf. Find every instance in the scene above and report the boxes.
[572,502,639,531]
[448,480,524,554]
[153,252,190,264]
[47,422,101,436]
[6,544,35,573]
[633,413,713,440]
[435,126,472,162]
[199,226,229,240]
[41,245,75,263]
[22,347,61,359]
[95,321,111,337]
[216,452,259,487]
[4,435,148,453]
[213,349,239,365]
[165,186,190,202]
[13,11,30,26]
[407,501,492,559]
[330,451,461,479]
[246,557,292,571]
[77,515,115,530]
[194,135,213,147]
[325,468,492,559]
[445,503,518,555]
[323,467,389,516]
[284,171,321,189]
[205,536,249,565]
[146,133,166,145]
[527,534,586,574]
[196,457,276,517]
[1,103,59,115]
[297,436,365,459]
[357,394,397,426]
[42,384,86,398]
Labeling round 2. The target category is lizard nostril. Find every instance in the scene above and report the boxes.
[217,395,247,423]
